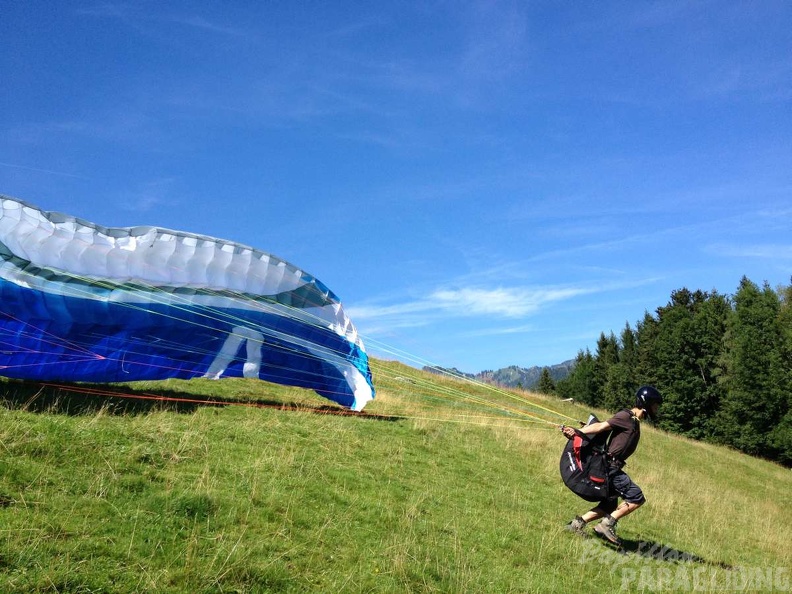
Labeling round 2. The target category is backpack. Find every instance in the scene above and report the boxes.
[559,414,611,502]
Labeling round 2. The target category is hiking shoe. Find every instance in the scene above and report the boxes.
[594,514,621,545]
[564,515,587,535]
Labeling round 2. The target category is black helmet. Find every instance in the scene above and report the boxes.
[635,385,662,418]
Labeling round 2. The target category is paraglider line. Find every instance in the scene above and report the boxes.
[29,382,560,428]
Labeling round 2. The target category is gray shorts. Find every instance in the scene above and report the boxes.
[598,468,645,513]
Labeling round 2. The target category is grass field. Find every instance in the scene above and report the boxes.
[0,359,789,593]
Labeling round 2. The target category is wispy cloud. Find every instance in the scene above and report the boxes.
[429,286,590,317]
[705,243,792,260]
[77,3,249,38]
[523,200,792,265]
[457,1,529,84]
[114,179,181,214]
[348,283,596,331]
[163,14,249,38]
[461,323,537,338]
[8,112,162,148]
[0,161,88,179]
[348,271,664,341]
[75,3,130,19]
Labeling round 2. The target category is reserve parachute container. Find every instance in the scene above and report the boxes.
[559,414,611,501]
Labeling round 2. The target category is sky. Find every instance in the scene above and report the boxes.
[1,1,791,375]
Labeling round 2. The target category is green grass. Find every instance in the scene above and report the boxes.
[0,359,789,592]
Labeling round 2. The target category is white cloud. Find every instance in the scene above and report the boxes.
[347,267,664,340]
[706,243,792,260]
[429,286,590,317]
[347,283,596,336]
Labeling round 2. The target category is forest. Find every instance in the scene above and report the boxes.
[545,276,792,466]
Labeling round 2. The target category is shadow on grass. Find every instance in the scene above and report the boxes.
[602,536,734,569]
[0,380,400,422]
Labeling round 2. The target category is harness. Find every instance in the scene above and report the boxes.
[559,415,610,502]
[558,410,639,502]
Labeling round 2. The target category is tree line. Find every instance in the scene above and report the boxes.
[538,277,792,466]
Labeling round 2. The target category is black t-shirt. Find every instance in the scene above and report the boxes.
[606,409,640,462]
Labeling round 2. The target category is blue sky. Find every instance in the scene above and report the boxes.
[2,1,791,374]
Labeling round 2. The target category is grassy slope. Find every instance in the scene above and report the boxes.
[0,359,789,593]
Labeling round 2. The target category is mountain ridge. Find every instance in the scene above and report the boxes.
[424,359,575,389]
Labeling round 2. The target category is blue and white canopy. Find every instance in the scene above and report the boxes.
[0,195,374,410]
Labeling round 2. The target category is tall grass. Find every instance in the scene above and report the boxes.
[0,360,788,592]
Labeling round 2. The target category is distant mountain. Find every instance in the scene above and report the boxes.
[422,366,476,380]
[423,360,575,389]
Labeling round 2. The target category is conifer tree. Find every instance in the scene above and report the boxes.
[691,291,731,434]
[635,289,727,438]
[634,311,660,387]
[619,322,638,384]
[768,282,792,463]
[556,349,596,405]
[592,332,619,408]
[600,323,638,411]
[536,367,556,395]
[715,278,786,456]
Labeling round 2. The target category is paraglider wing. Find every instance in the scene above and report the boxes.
[0,195,374,410]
